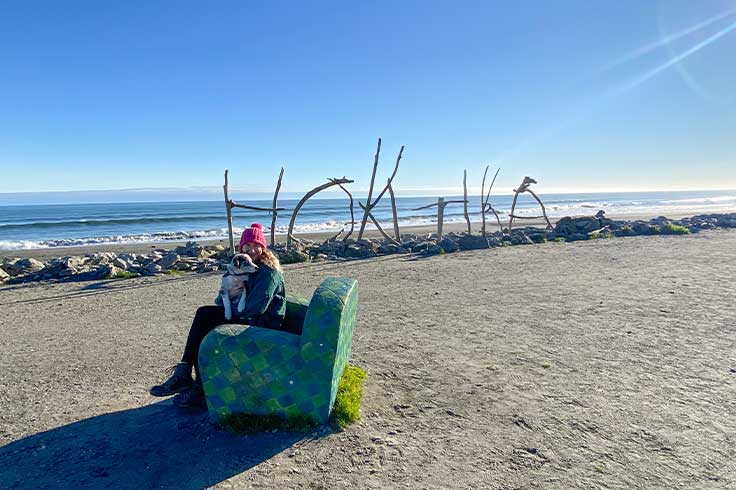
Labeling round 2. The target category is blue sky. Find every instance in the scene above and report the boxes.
[0,0,734,199]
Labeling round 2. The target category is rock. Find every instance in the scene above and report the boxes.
[378,243,406,255]
[5,257,45,276]
[509,232,534,245]
[0,267,9,282]
[344,244,377,259]
[458,234,489,250]
[421,243,444,255]
[98,264,123,279]
[157,253,180,270]
[143,263,162,275]
[632,222,656,235]
[408,241,432,253]
[63,256,87,269]
[555,216,600,235]
[88,252,117,265]
[438,237,459,253]
[175,241,209,258]
[112,257,128,269]
[566,233,589,242]
[279,250,310,264]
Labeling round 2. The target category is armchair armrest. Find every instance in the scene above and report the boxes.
[199,324,304,419]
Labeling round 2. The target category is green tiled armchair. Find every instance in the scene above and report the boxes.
[199,277,359,424]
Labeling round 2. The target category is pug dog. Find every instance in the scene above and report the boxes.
[220,253,258,321]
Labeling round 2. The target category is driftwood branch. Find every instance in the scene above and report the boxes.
[370,147,404,210]
[508,176,552,232]
[358,202,401,245]
[224,170,235,255]
[411,199,466,211]
[337,183,355,242]
[480,166,501,237]
[270,167,284,246]
[357,141,404,240]
[230,202,285,212]
[411,198,467,240]
[509,215,544,219]
[525,189,553,230]
[287,177,354,249]
[463,170,471,234]
[388,183,400,240]
[480,166,489,237]
[325,228,344,243]
[484,203,504,231]
[357,138,381,240]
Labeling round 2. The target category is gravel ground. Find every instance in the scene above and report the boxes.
[1,229,735,489]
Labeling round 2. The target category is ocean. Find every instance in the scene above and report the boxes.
[1,190,735,250]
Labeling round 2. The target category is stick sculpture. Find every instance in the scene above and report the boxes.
[223,169,286,256]
[463,170,471,234]
[507,176,553,232]
[480,166,503,237]
[270,167,285,246]
[286,177,354,250]
[337,183,356,242]
[412,198,468,240]
[357,138,404,241]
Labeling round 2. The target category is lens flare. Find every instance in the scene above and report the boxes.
[613,18,736,96]
[601,8,736,72]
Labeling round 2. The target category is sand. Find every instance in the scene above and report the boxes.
[1,229,735,489]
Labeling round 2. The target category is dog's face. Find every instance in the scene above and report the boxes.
[228,253,258,275]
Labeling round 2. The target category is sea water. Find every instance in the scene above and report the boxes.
[1,191,735,250]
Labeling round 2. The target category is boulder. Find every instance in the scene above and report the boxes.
[378,243,406,255]
[278,250,311,264]
[143,263,162,275]
[88,252,117,265]
[113,257,129,269]
[98,264,123,279]
[0,267,9,283]
[421,243,444,255]
[157,253,180,270]
[175,241,209,258]
[5,257,45,276]
[458,234,489,250]
[554,216,600,235]
[344,244,377,259]
[438,237,459,253]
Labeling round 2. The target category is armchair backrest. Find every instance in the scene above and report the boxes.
[300,277,359,408]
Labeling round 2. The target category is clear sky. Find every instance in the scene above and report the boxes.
[0,0,734,198]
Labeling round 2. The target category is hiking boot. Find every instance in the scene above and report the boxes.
[150,362,195,397]
[172,384,206,409]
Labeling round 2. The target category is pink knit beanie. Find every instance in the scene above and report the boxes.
[239,223,268,250]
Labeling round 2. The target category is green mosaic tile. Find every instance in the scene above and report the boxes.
[199,277,358,423]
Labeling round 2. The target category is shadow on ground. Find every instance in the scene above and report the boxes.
[0,400,325,490]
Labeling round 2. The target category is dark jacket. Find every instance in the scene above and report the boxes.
[216,264,286,329]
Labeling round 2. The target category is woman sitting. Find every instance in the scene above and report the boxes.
[150,223,286,408]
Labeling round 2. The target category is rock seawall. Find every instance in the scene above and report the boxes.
[2,212,735,285]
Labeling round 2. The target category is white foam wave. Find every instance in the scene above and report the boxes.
[661,195,736,204]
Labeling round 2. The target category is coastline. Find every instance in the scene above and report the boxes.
[0,211,705,261]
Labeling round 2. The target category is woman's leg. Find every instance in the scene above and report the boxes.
[181,305,229,381]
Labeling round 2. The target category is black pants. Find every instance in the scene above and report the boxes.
[181,305,248,382]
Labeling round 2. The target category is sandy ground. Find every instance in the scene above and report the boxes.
[1,229,735,489]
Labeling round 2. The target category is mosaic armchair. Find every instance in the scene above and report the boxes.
[199,277,358,423]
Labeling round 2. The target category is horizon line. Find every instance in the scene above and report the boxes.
[2,185,736,197]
